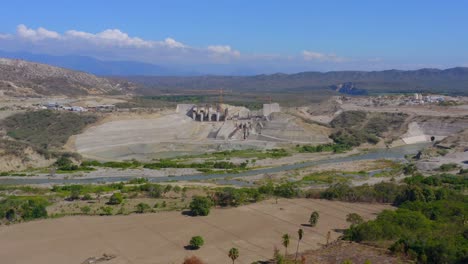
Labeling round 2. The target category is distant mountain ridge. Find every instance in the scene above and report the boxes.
[0,50,196,76]
[1,52,467,96]
[128,67,468,96]
[0,58,136,97]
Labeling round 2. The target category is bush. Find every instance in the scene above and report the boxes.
[439,163,460,172]
[108,193,123,205]
[135,203,151,213]
[189,196,212,216]
[80,206,91,214]
[189,236,204,249]
[0,197,48,222]
[346,213,364,225]
[100,206,113,215]
[68,189,81,201]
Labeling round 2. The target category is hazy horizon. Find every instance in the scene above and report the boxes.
[1,1,467,75]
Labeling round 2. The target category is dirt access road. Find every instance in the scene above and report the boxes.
[0,199,391,264]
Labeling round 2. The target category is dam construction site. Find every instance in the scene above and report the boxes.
[74,102,332,161]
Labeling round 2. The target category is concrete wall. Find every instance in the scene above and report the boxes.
[263,103,281,117]
[176,104,194,115]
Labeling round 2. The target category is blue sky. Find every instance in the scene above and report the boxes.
[0,0,467,73]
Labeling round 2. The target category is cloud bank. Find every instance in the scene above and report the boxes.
[0,24,428,74]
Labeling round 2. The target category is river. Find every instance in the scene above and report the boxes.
[0,143,429,185]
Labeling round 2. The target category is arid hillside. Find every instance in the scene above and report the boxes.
[0,58,136,96]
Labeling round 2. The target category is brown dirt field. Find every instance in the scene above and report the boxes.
[0,199,391,264]
[293,240,409,264]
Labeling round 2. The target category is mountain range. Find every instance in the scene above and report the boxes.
[0,52,468,97]
[128,68,468,96]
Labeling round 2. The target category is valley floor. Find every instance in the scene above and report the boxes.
[0,199,391,264]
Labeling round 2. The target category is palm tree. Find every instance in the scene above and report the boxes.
[228,247,239,264]
[295,228,304,262]
[309,211,319,227]
[282,233,290,256]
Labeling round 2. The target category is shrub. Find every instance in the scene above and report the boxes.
[68,189,81,201]
[100,206,113,215]
[0,197,48,222]
[346,213,364,225]
[189,196,212,216]
[82,193,92,200]
[135,203,151,213]
[80,206,91,214]
[439,163,460,172]
[189,236,204,249]
[108,193,123,205]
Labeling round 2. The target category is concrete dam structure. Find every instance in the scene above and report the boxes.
[175,103,285,141]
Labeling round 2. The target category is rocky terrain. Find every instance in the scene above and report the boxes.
[0,58,136,97]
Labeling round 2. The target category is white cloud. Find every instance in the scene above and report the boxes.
[65,28,152,48]
[302,50,345,62]
[162,38,185,48]
[207,45,240,57]
[17,24,60,41]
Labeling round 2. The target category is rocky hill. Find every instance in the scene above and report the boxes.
[0,58,136,97]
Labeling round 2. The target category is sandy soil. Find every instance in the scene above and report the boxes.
[341,103,468,117]
[0,199,391,264]
[73,109,331,161]
[297,240,407,264]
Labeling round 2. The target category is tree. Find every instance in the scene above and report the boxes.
[309,211,319,227]
[295,229,304,262]
[346,213,364,226]
[228,247,239,264]
[189,196,212,216]
[189,236,204,249]
[108,193,123,205]
[135,203,151,213]
[282,233,290,256]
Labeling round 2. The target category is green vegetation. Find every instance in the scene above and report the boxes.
[189,236,204,249]
[338,174,468,264]
[297,143,352,153]
[1,110,98,150]
[300,171,351,184]
[144,160,248,170]
[329,111,407,147]
[0,196,48,223]
[346,213,364,226]
[282,233,290,256]
[228,247,239,264]
[309,211,319,227]
[295,229,304,262]
[438,163,460,171]
[108,193,123,205]
[189,196,212,216]
[135,203,151,213]
[195,148,289,160]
